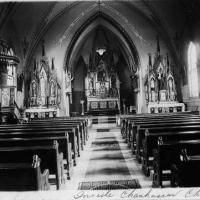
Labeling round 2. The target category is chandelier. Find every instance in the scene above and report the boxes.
[96,47,106,56]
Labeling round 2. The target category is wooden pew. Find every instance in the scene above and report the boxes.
[0,129,76,166]
[122,115,200,143]
[136,124,200,163]
[152,139,200,187]
[0,155,50,191]
[128,118,200,151]
[0,122,82,151]
[30,117,89,141]
[0,117,89,189]
[0,140,63,190]
[125,116,200,145]
[27,120,86,150]
[120,111,199,136]
[0,126,78,165]
[0,135,72,180]
[141,127,200,176]
[171,153,200,187]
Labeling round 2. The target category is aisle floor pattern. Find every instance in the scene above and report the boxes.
[64,123,152,190]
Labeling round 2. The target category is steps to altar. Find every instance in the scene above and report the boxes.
[91,116,116,125]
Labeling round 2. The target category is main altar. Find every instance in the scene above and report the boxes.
[144,36,185,113]
[85,49,120,115]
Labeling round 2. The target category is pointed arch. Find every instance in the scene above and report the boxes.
[63,11,140,74]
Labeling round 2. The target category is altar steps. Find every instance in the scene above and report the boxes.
[87,109,119,116]
[92,116,116,124]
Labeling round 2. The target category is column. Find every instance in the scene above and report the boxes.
[66,93,70,116]
[80,100,84,115]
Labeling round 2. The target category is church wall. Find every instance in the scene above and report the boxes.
[24,2,92,116]
[30,4,175,114]
[72,57,87,114]
[181,21,200,112]
[0,2,52,111]
[109,2,176,112]
[0,1,184,115]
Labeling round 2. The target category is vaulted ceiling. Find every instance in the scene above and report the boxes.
[1,0,200,71]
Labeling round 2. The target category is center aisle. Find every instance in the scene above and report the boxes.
[83,126,131,181]
[64,122,152,190]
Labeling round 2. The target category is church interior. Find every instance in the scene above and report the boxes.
[1,0,200,192]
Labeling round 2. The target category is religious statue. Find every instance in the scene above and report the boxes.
[32,82,37,97]
[88,72,95,96]
[150,78,156,102]
[99,82,107,97]
[50,81,56,97]
[40,76,46,97]
[29,80,38,106]
[167,77,176,101]
[97,60,106,82]
[157,68,166,91]
[144,35,183,113]
[111,73,116,88]
[65,70,74,93]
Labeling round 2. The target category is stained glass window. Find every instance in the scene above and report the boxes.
[188,42,199,97]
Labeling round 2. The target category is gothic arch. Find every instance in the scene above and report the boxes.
[63,12,140,75]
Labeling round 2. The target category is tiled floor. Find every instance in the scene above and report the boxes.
[63,122,152,190]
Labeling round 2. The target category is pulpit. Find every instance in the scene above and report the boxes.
[0,38,20,123]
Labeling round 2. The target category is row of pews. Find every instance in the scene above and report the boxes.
[120,111,200,187]
[0,116,89,191]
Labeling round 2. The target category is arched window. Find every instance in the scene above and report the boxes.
[188,42,198,97]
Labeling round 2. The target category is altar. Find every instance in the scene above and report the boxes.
[85,49,120,115]
[24,41,61,119]
[25,107,59,119]
[144,36,185,113]
[148,102,185,113]
[87,97,119,111]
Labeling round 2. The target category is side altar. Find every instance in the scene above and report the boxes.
[85,50,120,115]
[144,36,185,113]
[25,41,61,119]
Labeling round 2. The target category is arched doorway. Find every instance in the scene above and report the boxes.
[64,13,140,116]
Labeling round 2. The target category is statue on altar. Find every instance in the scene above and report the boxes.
[28,41,60,108]
[145,34,183,112]
[99,82,107,97]
[39,69,48,106]
[144,35,184,113]
[32,81,37,98]
[167,74,176,101]
[88,71,95,96]
[85,49,120,114]
[150,77,156,102]
[49,80,56,105]
[97,60,107,82]
[157,63,166,90]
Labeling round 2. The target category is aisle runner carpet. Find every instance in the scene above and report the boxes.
[82,130,141,188]
[78,179,141,190]
[97,129,110,132]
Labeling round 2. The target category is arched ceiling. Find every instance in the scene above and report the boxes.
[1,0,200,70]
